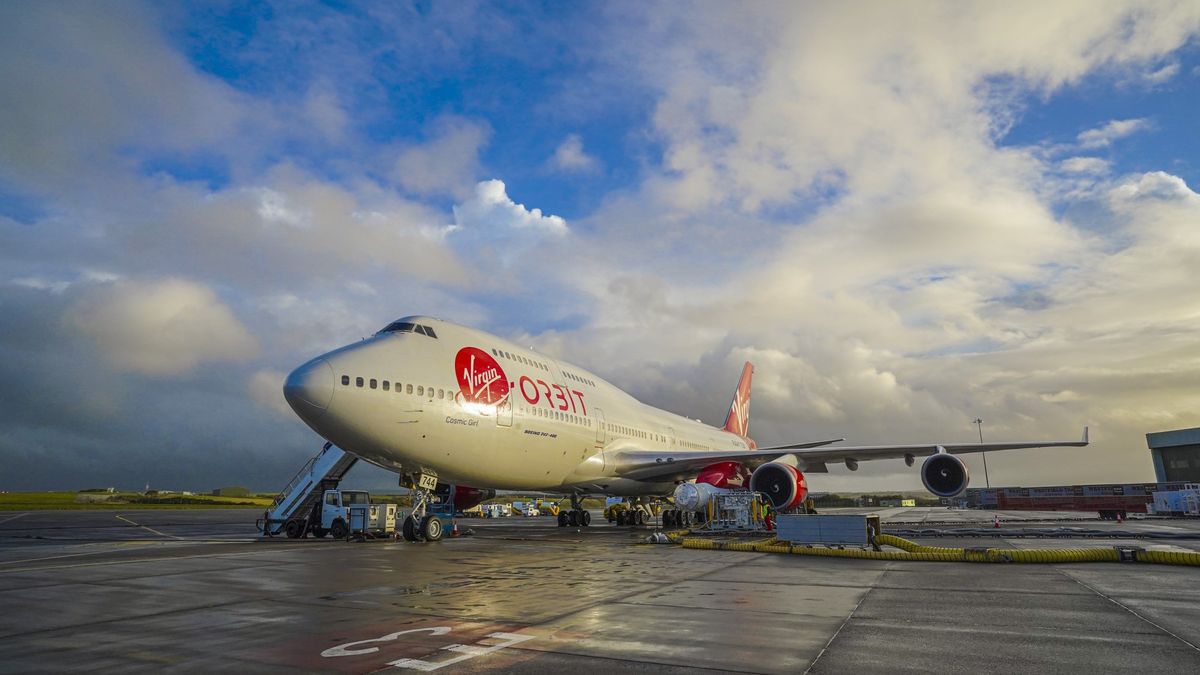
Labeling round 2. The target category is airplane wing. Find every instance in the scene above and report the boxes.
[611,427,1089,483]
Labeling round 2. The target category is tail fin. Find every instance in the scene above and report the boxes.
[723,362,753,437]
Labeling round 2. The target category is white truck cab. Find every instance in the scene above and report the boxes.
[317,489,397,538]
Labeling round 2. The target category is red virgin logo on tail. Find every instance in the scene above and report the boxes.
[455,347,509,405]
[723,362,753,437]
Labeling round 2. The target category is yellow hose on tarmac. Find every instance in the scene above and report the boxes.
[678,533,1200,567]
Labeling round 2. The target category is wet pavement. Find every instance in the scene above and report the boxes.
[1,507,1198,673]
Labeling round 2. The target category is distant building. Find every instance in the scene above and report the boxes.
[1147,426,1200,483]
[212,486,251,497]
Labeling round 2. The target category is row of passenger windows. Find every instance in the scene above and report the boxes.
[604,424,667,443]
[522,404,591,427]
[563,370,595,387]
[489,347,597,388]
[678,439,713,451]
[491,347,549,372]
[340,375,450,400]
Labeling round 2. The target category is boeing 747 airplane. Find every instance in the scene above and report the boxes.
[283,316,1087,540]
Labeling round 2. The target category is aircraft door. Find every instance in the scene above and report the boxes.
[666,426,676,450]
[594,408,605,443]
[496,395,513,427]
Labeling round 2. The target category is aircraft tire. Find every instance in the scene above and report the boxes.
[330,518,349,540]
[580,510,591,526]
[568,510,579,527]
[557,511,569,527]
[616,511,627,526]
[402,516,420,542]
[421,516,444,542]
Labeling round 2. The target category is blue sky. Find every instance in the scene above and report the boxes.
[2,1,1200,492]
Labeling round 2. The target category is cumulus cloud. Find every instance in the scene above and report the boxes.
[550,134,600,172]
[1077,118,1151,149]
[1059,157,1110,174]
[68,279,259,376]
[453,179,568,234]
[390,116,491,198]
[1109,171,1200,206]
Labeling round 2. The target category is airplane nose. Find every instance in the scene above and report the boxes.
[283,358,335,420]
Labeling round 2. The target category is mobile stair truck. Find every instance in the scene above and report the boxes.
[260,442,388,539]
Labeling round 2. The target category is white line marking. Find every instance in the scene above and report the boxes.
[115,514,182,540]
[1062,570,1200,652]
[0,512,30,525]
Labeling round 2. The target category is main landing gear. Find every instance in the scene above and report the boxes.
[557,494,593,527]
[401,484,443,542]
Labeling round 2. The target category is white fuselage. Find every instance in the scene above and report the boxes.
[284,316,749,496]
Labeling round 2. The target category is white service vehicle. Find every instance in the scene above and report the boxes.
[316,489,398,539]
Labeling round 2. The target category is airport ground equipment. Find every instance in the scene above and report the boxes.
[704,491,765,530]
[261,442,359,537]
[317,489,397,538]
[775,514,881,547]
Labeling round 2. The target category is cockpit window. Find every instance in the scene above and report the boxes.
[379,321,416,334]
[378,321,438,339]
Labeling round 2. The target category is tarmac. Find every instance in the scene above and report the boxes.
[1,507,1199,673]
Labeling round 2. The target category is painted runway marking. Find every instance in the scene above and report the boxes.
[115,515,182,540]
[322,626,536,671]
[0,512,30,525]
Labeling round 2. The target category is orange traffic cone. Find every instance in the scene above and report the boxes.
[450,519,460,537]
[993,515,1001,529]
[1116,512,1123,523]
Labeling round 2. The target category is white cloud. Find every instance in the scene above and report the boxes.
[550,134,600,172]
[453,179,568,234]
[390,116,490,198]
[1059,157,1110,174]
[68,279,259,376]
[1109,171,1200,206]
[254,188,308,227]
[1143,61,1180,85]
[1076,118,1151,149]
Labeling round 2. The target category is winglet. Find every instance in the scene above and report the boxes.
[722,362,754,437]
[1082,426,1089,444]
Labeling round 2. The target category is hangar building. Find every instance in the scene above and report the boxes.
[1147,426,1200,483]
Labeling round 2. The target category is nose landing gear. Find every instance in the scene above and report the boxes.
[401,479,443,542]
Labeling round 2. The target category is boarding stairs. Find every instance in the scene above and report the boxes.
[260,442,358,536]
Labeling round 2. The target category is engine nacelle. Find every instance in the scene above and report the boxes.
[921,453,969,497]
[674,482,730,511]
[434,483,496,511]
[453,485,495,511]
[749,462,808,510]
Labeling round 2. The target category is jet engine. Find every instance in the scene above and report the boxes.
[674,481,729,511]
[453,485,496,511]
[434,483,496,511]
[749,462,808,510]
[921,453,969,497]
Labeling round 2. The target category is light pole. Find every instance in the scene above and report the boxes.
[973,417,990,488]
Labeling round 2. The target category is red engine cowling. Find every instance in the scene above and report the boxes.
[696,461,749,488]
[434,484,495,511]
[749,462,808,510]
[453,485,495,511]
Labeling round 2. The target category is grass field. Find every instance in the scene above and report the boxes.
[0,492,275,511]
